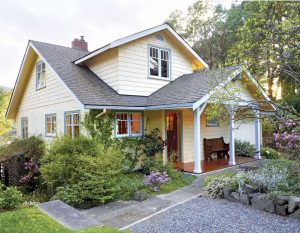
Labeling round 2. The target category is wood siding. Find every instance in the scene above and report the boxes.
[15,55,83,142]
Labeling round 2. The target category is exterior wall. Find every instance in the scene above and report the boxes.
[86,49,119,92]
[85,30,204,96]
[15,55,83,143]
[181,109,194,163]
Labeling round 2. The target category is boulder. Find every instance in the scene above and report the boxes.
[240,191,250,205]
[251,193,275,213]
[274,195,289,206]
[290,209,300,219]
[243,184,258,194]
[133,191,145,202]
[275,204,288,216]
[231,192,240,201]
[224,189,238,202]
[288,196,300,213]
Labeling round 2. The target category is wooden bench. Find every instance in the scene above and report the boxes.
[203,137,229,161]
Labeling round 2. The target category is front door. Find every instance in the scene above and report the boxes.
[166,112,181,162]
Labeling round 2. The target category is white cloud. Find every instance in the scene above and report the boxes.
[0,0,231,87]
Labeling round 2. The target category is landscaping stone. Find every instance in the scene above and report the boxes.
[240,191,250,205]
[274,195,289,206]
[231,191,240,202]
[243,184,258,194]
[251,193,275,213]
[275,204,288,216]
[133,192,145,202]
[288,196,300,213]
[290,209,300,219]
[38,200,99,230]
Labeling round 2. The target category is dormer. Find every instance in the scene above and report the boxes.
[74,24,208,96]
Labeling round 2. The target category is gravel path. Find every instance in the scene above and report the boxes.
[131,197,300,233]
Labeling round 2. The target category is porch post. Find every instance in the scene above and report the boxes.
[193,107,202,173]
[254,108,261,160]
[229,108,236,166]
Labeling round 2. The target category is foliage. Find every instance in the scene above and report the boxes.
[260,147,282,159]
[139,128,167,157]
[0,183,23,210]
[0,207,122,233]
[246,160,300,195]
[0,88,13,136]
[82,110,114,149]
[41,136,124,207]
[115,173,144,200]
[144,171,170,192]
[235,139,255,157]
[203,173,236,187]
[115,137,142,172]
[0,136,45,162]
[19,158,40,192]
[203,174,237,199]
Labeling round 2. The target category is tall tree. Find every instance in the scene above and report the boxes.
[0,88,12,135]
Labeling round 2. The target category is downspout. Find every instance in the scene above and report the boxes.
[95,109,107,118]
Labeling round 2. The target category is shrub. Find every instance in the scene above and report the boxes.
[0,183,23,210]
[235,139,255,157]
[41,136,124,207]
[0,136,45,162]
[144,171,170,192]
[115,173,144,200]
[139,128,167,157]
[260,147,282,159]
[203,173,236,187]
[203,175,237,198]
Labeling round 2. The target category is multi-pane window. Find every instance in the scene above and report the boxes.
[149,46,170,79]
[65,112,80,138]
[21,117,28,139]
[115,112,142,137]
[36,61,46,90]
[46,114,56,136]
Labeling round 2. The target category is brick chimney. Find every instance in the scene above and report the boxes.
[71,36,88,51]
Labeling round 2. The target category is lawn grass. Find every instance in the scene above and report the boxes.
[0,207,120,233]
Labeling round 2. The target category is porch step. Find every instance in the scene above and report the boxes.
[38,200,99,230]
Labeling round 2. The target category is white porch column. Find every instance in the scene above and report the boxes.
[193,107,202,173]
[254,108,261,160]
[229,108,236,166]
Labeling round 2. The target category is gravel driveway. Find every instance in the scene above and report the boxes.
[131,197,300,233]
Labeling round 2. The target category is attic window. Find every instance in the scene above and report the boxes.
[149,46,170,79]
[155,34,165,42]
[36,61,46,90]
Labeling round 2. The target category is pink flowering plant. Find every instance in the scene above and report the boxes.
[144,171,170,192]
[19,158,40,191]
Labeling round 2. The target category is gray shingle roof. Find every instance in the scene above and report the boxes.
[31,41,240,108]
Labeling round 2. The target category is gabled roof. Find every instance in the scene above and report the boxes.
[74,24,209,68]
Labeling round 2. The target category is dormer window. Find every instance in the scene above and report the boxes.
[36,61,46,90]
[149,46,170,79]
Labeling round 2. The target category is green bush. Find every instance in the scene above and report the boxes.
[139,128,167,157]
[203,174,237,198]
[0,136,45,162]
[203,173,236,187]
[0,183,23,210]
[235,139,255,157]
[41,136,124,207]
[115,173,144,200]
[261,147,282,159]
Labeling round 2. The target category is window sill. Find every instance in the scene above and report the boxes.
[36,86,46,91]
[45,134,56,137]
[147,76,171,81]
[115,134,142,139]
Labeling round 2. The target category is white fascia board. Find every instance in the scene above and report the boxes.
[74,24,208,68]
[6,42,31,118]
[30,43,85,109]
[192,68,243,111]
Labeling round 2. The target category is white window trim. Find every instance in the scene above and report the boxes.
[65,111,80,139]
[148,45,171,81]
[115,112,143,138]
[45,114,57,137]
[36,61,46,90]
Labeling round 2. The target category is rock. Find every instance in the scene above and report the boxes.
[251,193,275,213]
[243,184,258,194]
[133,191,145,202]
[288,196,300,213]
[223,189,232,200]
[240,191,250,205]
[224,190,239,202]
[290,209,300,219]
[275,204,288,216]
[274,195,289,205]
[231,192,240,201]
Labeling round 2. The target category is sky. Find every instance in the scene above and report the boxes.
[0,0,233,88]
